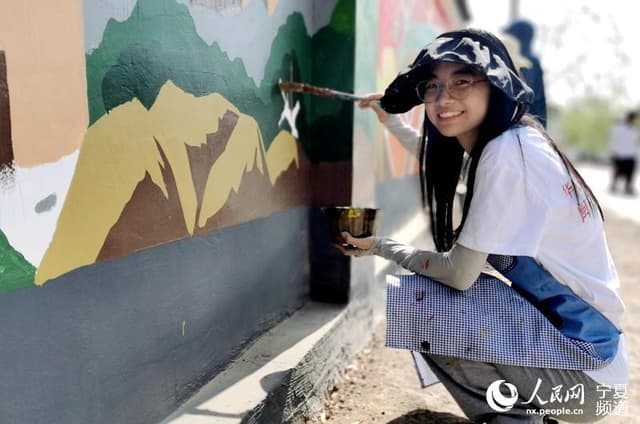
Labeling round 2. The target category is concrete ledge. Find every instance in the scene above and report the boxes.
[160,301,355,423]
[161,211,430,424]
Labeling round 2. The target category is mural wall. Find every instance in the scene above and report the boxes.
[0,0,355,291]
[0,0,355,422]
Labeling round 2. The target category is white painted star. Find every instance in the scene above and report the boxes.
[278,78,300,139]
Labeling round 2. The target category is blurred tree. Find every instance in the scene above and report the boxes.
[559,96,617,160]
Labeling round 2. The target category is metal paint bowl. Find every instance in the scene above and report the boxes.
[321,207,381,244]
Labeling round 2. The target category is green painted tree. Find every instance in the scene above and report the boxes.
[0,230,35,294]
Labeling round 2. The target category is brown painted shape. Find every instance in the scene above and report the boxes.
[199,135,311,235]
[270,139,310,207]
[0,51,14,169]
[186,110,239,227]
[198,132,272,234]
[200,162,274,234]
[97,138,189,261]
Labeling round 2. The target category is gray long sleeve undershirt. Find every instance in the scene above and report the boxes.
[371,238,488,291]
[375,117,486,289]
[384,114,422,154]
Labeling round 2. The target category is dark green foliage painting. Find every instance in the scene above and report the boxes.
[0,230,35,294]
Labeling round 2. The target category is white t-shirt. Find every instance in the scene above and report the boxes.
[457,126,627,385]
[609,122,639,158]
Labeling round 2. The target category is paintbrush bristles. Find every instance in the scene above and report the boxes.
[278,82,308,93]
[279,82,333,96]
[278,81,369,102]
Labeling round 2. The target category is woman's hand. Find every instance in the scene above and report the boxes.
[335,232,375,257]
[358,93,388,123]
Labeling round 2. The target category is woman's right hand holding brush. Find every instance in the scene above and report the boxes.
[358,93,389,123]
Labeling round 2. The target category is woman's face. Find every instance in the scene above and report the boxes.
[423,62,490,152]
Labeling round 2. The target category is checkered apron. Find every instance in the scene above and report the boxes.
[386,256,614,371]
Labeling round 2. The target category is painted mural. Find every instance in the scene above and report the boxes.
[351,0,462,231]
[0,0,355,290]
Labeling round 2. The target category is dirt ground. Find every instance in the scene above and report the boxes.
[307,211,640,424]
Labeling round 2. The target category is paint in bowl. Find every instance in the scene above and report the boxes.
[321,207,381,244]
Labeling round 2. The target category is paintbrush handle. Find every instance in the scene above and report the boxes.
[279,81,371,102]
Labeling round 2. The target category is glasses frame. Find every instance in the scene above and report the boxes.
[415,78,488,103]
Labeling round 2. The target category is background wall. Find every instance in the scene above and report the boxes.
[354,0,460,235]
[351,0,465,336]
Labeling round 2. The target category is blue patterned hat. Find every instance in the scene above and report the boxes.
[380,29,534,114]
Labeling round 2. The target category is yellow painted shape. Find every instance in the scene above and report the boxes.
[149,81,241,232]
[36,99,165,285]
[198,113,266,227]
[36,81,257,285]
[265,130,298,185]
[0,1,88,167]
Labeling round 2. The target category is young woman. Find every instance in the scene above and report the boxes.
[339,29,627,423]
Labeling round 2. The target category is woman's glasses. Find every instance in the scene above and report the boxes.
[415,78,488,103]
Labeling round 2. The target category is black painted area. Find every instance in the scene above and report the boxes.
[0,50,14,169]
[0,208,309,424]
[308,208,350,304]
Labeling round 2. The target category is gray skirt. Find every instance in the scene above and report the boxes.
[386,273,611,371]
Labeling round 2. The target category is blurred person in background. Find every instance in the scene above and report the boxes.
[504,19,547,128]
[608,111,638,196]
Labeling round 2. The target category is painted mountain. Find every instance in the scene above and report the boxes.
[32,0,355,285]
[85,0,354,162]
[36,82,309,285]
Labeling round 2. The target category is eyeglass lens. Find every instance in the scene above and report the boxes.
[416,79,479,103]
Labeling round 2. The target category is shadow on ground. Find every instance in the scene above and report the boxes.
[387,409,471,423]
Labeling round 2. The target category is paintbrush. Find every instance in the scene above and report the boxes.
[278,81,375,102]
